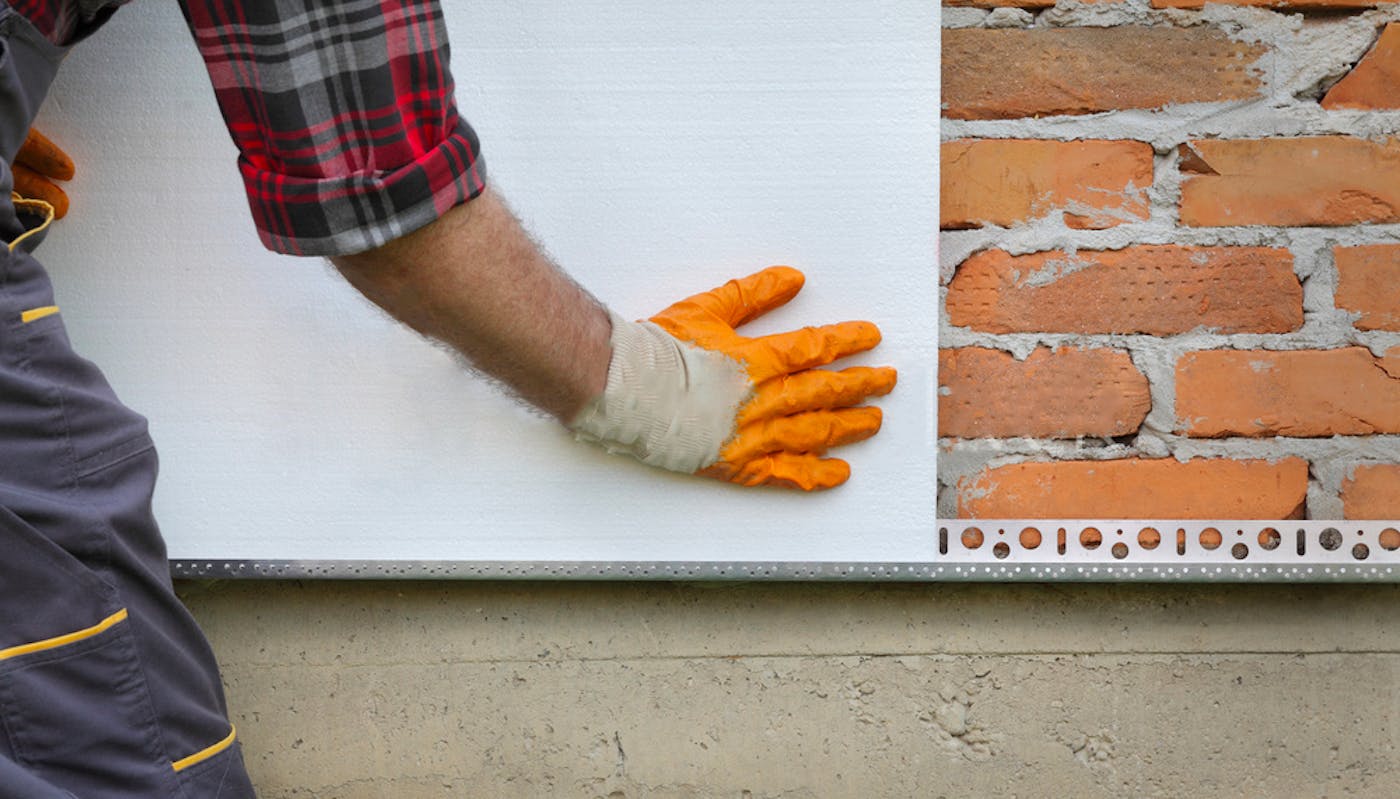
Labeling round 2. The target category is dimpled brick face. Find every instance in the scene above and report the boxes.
[945,246,1302,336]
[939,347,1150,439]
[956,458,1310,520]
[940,139,1153,230]
[943,28,1266,120]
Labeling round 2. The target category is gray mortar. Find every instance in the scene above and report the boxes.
[1020,252,1098,286]
[985,7,1035,28]
[943,7,990,28]
[939,3,1400,517]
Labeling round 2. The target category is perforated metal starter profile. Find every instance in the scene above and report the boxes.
[169,520,1400,582]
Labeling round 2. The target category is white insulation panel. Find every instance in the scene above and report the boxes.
[34,1,940,562]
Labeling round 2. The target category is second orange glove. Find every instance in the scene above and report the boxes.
[11,128,74,219]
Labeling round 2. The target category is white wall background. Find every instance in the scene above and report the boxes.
[35,0,938,562]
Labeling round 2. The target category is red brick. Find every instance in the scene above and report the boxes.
[1154,0,1391,8]
[946,246,1301,335]
[944,0,1055,7]
[1334,245,1400,331]
[1342,465,1400,519]
[1322,24,1400,110]
[1176,347,1400,437]
[946,0,1120,4]
[939,347,1150,439]
[942,139,1152,230]
[943,28,1265,120]
[945,0,1122,4]
[958,458,1309,519]
[1179,137,1400,227]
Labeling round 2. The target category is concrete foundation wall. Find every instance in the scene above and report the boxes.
[180,580,1400,797]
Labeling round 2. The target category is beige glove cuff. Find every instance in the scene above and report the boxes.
[569,311,752,473]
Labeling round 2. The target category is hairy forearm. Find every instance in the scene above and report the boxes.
[332,188,893,491]
[331,188,611,422]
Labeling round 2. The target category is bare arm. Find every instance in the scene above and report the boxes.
[331,188,611,423]
[333,189,894,491]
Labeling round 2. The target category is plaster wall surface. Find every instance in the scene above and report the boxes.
[180,580,1400,797]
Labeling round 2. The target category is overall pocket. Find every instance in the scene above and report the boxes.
[6,190,54,254]
[0,247,154,496]
[0,506,180,798]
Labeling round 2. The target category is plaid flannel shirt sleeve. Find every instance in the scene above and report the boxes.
[178,0,486,256]
[8,0,127,44]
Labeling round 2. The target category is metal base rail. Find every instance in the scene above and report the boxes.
[170,520,1400,582]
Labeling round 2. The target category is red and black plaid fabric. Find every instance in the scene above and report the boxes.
[10,0,486,256]
[8,0,80,43]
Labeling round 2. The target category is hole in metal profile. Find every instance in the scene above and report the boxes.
[1353,543,1370,561]
[1381,528,1400,551]
[961,527,983,550]
[1111,542,1129,559]
[993,542,1010,559]
[1200,527,1222,550]
[1258,527,1280,551]
[1319,527,1342,551]
[1080,527,1102,550]
[1231,543,1248,560]
[1138,527,1160,551]
[939,527,948,555]
[1057,528,1067,555]
[1020,527,1042,550]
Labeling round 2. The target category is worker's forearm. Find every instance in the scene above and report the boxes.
[330,188,611,422]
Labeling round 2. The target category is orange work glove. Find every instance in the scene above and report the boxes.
[570,266,896,490]
[11,128,74,219]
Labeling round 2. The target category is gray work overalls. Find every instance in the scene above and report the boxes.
[0,5,256,796]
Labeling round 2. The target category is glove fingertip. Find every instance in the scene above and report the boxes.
[768,454,850,491]
[843,320,881,347]
[743,266,805,320]
[762,265,805,289]
[878,366,898,390]
[859,321,882,346]
[824,321,882,358]
[837,406,883,440]
[811,458,851,490]
[12,165,69,219]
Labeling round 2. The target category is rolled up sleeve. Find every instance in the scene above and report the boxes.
[179,0,486,256]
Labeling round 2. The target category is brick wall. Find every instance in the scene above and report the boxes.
[939,0,1400,519]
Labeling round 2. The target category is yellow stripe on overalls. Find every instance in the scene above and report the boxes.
[0,610,237,772]
[7,191,54,253]
[172,726,238,772]
[0,608,129,661]
[8,192,59,323]
[20,305,58,323]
